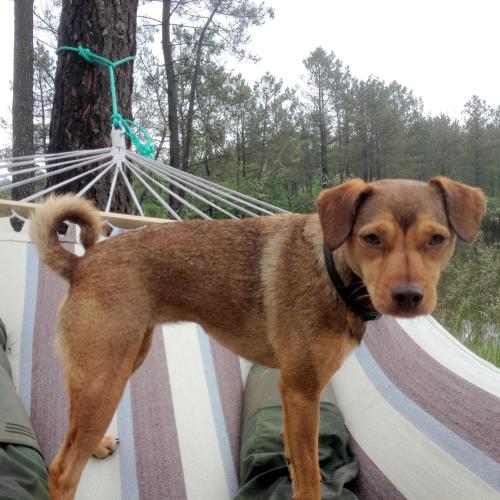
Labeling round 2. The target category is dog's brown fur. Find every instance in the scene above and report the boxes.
[30,177,485,500]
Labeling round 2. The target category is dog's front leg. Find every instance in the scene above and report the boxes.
[279,374,321,500]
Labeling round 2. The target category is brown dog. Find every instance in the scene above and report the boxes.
[30,176,485,500]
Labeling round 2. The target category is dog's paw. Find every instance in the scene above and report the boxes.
[93,435,120,459]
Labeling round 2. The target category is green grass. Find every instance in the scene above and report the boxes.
[447,322,500,368]
[465,337,500,368]
[435,234,500,368]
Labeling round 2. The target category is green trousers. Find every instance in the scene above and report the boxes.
[236,365,358,500]
[0,319,49,500]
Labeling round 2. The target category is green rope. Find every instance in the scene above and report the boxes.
[56,46,155,158]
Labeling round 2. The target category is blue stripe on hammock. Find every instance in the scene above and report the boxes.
[356,342,500,491]
[117,382,139,500]
[19,243,39,414]
[197,326,239,497]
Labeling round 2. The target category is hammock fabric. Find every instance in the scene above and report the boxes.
[0,217,499,500]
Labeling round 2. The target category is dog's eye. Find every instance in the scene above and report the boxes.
[362,234,381,246]
[428,234,446,246]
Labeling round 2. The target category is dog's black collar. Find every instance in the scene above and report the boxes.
[323,243,381,322]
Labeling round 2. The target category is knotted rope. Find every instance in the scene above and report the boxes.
[57,46,155,158]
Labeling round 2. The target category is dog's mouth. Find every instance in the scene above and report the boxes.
[384,304,428,318]
[373,302,430,318]
[369,285,435,318]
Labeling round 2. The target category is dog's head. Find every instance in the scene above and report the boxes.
[317,177,486,317]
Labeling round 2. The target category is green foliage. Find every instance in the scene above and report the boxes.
[482,197,500,244]
[435,234,500,366]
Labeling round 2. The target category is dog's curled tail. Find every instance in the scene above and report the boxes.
[30,195,102,281]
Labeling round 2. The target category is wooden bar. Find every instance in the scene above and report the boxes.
[0,199,172,229]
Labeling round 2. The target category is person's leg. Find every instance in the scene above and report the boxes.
[236,365,358,500]
[0,319,50,500]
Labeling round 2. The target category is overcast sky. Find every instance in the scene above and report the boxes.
[232,0,500,118]
[1,0,500,147]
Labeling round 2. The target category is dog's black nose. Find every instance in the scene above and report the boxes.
[391,285,424,310]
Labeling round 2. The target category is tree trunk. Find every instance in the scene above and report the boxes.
[473,124,481,187]
[39,73,47,154]
[241,118,247,172]
[162,0,180,170]
[344,127,350,178]
[259,97,269,180]
[319,116,328,187]
[162,0,185,212]
[236,128,241,166]
[155,123,167,160]
[11,0,34,201]
[318,84,328,188]
[204,157,211,177]
[48,0,138,212]
[181,0,222,172]
[306,148,313,196]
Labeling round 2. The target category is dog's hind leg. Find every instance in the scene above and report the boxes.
[132,325,155,373]
[92,326,154,461]
[49,320,147,500]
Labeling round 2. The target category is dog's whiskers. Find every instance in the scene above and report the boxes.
[345,283,368,301]
[351,294,371,303]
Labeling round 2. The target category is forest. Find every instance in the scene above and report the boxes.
[1,0,499,365]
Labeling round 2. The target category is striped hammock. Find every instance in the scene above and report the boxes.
[0,217,499,500]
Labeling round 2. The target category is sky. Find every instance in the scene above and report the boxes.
[231,0,500,118]
[1,0,500,147]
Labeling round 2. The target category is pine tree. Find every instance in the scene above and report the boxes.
[47,0,139,211]
[11,0,34,200]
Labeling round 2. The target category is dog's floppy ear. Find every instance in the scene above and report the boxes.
[317,178,372,249]
[430,176,486,242]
